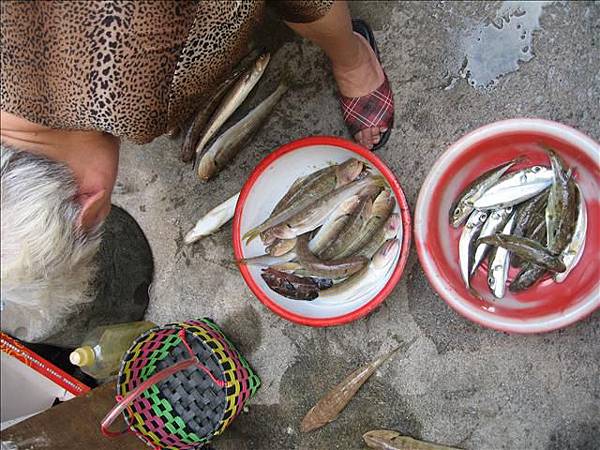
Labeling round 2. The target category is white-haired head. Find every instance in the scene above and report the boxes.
[1,145,103,342]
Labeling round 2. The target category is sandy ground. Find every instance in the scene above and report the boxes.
[113,2,599,449]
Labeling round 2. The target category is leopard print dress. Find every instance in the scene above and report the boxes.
[0,1,333,144]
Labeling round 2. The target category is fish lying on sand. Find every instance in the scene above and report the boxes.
[184,193,239,244]
[300,342,414,433]
[193,52,270,172]
[196,81,288,181]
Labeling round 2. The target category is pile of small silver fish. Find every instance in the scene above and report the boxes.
[450,148,587,298]
[175,50,287,181]
[240,159,401,301]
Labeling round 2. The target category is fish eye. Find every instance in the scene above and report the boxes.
[480,214,487,222]
[453,208,461,216]
[506,206,513,213]
[488,277,495,287]
[532,166,542,172]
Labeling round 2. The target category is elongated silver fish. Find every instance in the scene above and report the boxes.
[184,193,239,244]
[449,159,519,228]
[459,210,488,288]
[487,214,516,299]
[180,68,244,162]
[193,52,270,168]
[196,82,288,181]
[473,166,554,209]
[555,185,587,283]
[471,206,513,276]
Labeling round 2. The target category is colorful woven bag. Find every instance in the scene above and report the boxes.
[101,318,260,449]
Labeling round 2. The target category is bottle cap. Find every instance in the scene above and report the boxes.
[70,346,95,367]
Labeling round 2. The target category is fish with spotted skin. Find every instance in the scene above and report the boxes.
[477,234,565,272]
[555,185,587,282]
[300,343,412,433]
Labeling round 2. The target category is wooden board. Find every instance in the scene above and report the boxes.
[1,382,141,449]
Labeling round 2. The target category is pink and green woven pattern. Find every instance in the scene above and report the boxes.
[116,318,260,449]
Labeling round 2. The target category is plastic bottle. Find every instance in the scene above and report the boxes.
[69,321,155,379]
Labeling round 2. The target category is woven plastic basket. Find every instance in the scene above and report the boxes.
[101,318,260,449]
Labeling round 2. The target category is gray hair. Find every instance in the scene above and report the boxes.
[1,145,103,342]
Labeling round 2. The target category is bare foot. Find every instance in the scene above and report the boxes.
[332,33,386,149]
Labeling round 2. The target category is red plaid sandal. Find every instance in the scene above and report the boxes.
[340,19,394,151]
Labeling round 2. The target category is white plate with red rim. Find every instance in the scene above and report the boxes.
[233,136,411,327]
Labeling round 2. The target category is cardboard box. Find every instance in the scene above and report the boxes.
[1,333,90,430]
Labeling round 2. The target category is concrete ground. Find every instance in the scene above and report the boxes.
[113,2,599,449]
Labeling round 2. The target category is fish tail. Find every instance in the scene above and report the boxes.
[243,227,261,244]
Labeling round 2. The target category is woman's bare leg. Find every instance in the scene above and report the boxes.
[285,1,386,149]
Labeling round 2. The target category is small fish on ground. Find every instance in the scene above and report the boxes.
[300,340,415,433]
[363,430,462,450]
[184,193,239,244]
[193,52,271,171]
[196,81,288,181]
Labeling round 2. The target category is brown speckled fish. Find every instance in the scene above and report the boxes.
[300,342,414,433]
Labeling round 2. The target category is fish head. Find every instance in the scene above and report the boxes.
[450,202,472,228]
[269,223,297,240]
[254,52,271,72]
[372,189,395,215]
[336,159,364,186]
[383,213,401,238]
[372,239,399,269]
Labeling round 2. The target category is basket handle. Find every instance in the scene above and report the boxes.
[101,329,226,438]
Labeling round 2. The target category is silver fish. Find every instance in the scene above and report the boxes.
[471,206,513,276]
[193,52,270,166]
[196,82,287,181]
[449,159,519,228]
[184,193,239,244]
[555,185,587,283]
[473,166,554,209]
[459,210,488,288]
[487,214,516,299]
[240,251,297,267]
